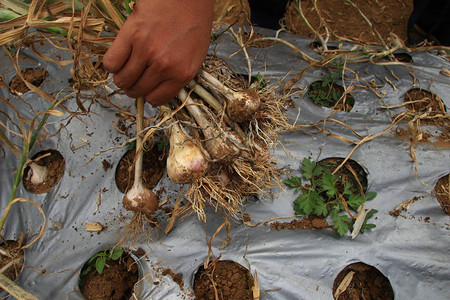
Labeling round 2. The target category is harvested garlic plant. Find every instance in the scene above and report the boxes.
[123,97,158,214]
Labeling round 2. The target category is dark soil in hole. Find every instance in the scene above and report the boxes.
[307,81,355,111]
[333,262,394,300]
[23,149,65,194]
[404,88,447,115]
[241,32,277,48]
[309,41,339,52]
[115,147,166,193]
[9,68,48,95]
[80,252,139,300]
[393,52,413,63]
[0,241,24,292]
[434,174,449,215]
[194,260,255,300]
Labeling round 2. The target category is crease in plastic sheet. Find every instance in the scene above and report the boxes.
[0,27,449,299]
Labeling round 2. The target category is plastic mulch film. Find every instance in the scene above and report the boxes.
[0,27,449,299]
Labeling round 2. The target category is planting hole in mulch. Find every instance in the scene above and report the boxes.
[115,146,166,194]
[309,41,339,53]
[333,262,394,300]
[434,174,449,215]
[0,241,24,292]
[393,53,413,63]
[241,32,277,48]
[193,260,256,300]
[307,81,355,112]
[403,88,447,115]
[23,149,65,194]
[79,248,139,300]
[316,157,368,198]
[9,68,48,95]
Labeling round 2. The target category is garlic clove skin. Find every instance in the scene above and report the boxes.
[123,183,158,214]
[167,123,209,184]
[29,162,48,185]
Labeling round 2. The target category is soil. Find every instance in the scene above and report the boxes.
[193,260,255,300]
[9,68,48,95]
[332,262,394,300]
[307,81,355,112]
[271,215,331,230]
[115,147,166,194]
[283,0,414,46]
[403,88,447,116]
[434,174,450,215]
[23,149,65,194]
[80,253,138,300]
[0,241,24,291]
[395,88,450,145]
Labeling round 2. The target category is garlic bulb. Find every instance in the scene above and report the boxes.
[167,122,209,184]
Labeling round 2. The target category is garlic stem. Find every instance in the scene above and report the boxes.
[187,80,248,144]
[178,89,242,160]
[123,97,158,214]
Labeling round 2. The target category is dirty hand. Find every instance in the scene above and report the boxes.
[103,0,214,106]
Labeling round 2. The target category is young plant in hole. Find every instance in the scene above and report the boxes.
[284,158,377,237]
[80,248,124,283]
[307,60,354,110]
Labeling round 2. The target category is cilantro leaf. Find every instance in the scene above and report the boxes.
[364,191,377,201]
[333,215,351,236]
[294,191,319,215]
[301,158,322,180]
[321,174,338,198]
[284,176,302,190]
[347,194,365,209]
[313,198,328,216]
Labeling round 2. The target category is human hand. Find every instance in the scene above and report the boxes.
[103,0,214,106]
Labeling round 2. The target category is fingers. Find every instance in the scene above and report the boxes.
[143,79,184,106]
[111,46,148,89]
[123,57,197,103]
[103,30,132,74]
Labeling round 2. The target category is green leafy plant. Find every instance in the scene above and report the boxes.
[307,61,355,111]
[81,248,124,277]
[285,158,377,236]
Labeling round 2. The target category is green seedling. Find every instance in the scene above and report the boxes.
[81,248,124,277]
[307,61,354,111]
[285,157,377,236]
